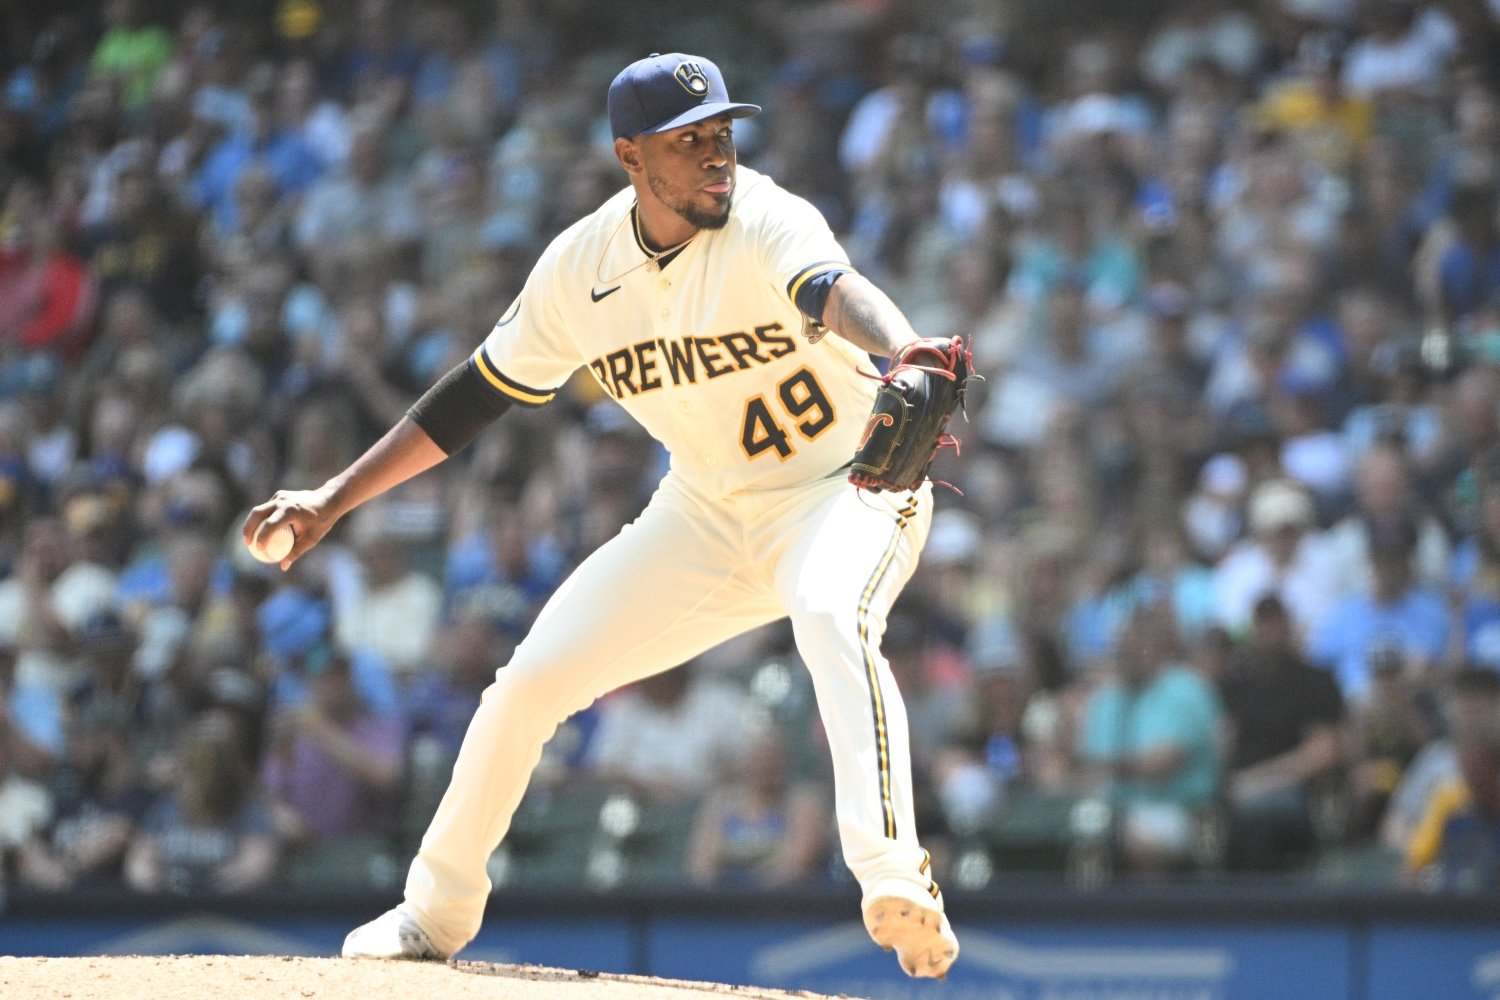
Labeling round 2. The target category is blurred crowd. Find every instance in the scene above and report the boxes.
[4,0,1500,900]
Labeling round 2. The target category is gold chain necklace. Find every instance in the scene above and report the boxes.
[594,205,698,286]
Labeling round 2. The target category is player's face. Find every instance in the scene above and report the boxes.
[635,115,737,231]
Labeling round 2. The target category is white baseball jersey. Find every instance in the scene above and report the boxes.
[397,166,950,970]
[471,166,875,496]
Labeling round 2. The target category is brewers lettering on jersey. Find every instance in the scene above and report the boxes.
[243,52,960,981]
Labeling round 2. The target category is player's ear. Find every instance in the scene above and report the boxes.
[615,136,644,177]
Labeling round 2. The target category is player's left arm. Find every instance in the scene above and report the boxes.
[756,186,918,360]
[826,266,974,492]
[821,272,921,359]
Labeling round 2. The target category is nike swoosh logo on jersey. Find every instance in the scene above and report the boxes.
[591,285,621,302]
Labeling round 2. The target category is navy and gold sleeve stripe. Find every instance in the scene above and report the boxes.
[787,260,852,325]
[471,346,557,407]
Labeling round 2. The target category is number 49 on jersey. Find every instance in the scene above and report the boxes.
[740,368,836,461]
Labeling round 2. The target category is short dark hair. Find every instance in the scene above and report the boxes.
[1368,518,1418,560]
[1251,594,1289,623]
[1452,667,1500,699]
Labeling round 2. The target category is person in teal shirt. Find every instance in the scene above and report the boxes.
[1080,602,1223,872]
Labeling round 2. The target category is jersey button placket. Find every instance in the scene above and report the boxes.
[651,276,671,323]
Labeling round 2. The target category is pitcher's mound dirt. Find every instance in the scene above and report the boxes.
[0,955,863,1000]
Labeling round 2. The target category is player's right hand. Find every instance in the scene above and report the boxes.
[241,486,341,571]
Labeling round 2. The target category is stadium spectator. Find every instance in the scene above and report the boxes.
[0,516,115,716]
[4,20,90,143]
[1006,185,1141,323]
[1308,519,1449,701]
[15,360,77,490]
[1220,595,1346,869]
[0,631,59,782]
[1141,0,1264,93]
[0,185,97,361]
[1325,443,1450,596]
[78,145,202,323]
[0,724,52,892]
[1213,478,1341,636]
[208,165,295,277]
[1384,668,1500,855]
[1111,523,1218,645]
[1335,292,1432,451]
[443,496,568,641]
[293,125,420,279]
[414,139,488,287]
[1182,454,1249,564]
[838,34,962,216]
[1340,0,1458,101]
[124,711,278,895]
[262,644,403,861]
[1016,276,1127,408]
[332,506,442,682]
[1079,603,1223,873]
[404,605,508,765]
[1206,260,1345,415]
[1131,281,1213,402]
[936,615,1034,835]
[1451,457,1500,669]
[195,74,323,235]
[89,0,174,115]
[1350,642,1435,836]
[315,293,420,437]
[65,611,146,738]
[1435,180,1500,325]
[1412,84,1499,233]
[124,531,220,683]
[274,57,352,173]
[337,0,421,98]
[15,698,151,890]
[685,731,829,889]
[1254,31,1372,173]
[1418,367,1500,502]
[587,664,759,804]
[1405,722,1500,890]
[1273,387,1354,506]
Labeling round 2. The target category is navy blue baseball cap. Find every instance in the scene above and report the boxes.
[608,53,760,140]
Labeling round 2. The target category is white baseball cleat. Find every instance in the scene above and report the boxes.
[863,896,960,979]
[341,907,450,961]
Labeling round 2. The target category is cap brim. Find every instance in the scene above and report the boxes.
[638,102,760,136]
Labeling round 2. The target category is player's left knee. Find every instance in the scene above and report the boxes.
[791,601,862,642]
[481,662,575,719]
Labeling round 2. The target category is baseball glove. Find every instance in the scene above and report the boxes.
[849,335,973,493]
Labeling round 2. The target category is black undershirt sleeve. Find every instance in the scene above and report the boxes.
[407,358,513,455]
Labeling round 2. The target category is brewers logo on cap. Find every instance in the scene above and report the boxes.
[674,61,710,96]
[607,53,760,139]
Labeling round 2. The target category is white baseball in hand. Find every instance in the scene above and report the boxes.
[249,522,296,564]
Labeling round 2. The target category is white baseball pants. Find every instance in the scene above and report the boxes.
[402,472,940,952]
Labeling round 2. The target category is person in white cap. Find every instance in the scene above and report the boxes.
[1213,478,1342,636]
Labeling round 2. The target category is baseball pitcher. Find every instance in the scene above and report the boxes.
[243,52,967,980]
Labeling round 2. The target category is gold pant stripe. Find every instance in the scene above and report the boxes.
[858,515,906,840]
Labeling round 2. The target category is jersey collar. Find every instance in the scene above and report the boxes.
[630,204,690,270]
